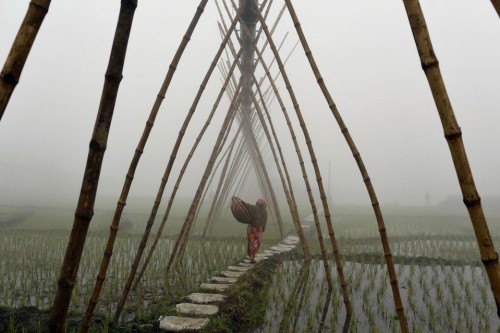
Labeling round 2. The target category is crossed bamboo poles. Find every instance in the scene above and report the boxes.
[0,0,499,331]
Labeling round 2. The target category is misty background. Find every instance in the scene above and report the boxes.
[1,0,499,219]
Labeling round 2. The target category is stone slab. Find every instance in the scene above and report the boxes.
[159,316,209,331]
[200,283,230,292]
[263,249,281,255]
[238,262,255,267]
[186,293,226,304]
[220,270,243,278]
[281,239,299,245]
[286,235,299,242]
[227,265,252,272]
[269,245,293,252]
[211,276,238,284]
[176,303,219,317]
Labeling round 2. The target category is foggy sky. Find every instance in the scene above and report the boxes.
[0,0,499,211]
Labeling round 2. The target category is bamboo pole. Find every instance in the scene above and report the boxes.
[284,0,406,327]
[402,0,500,317]
[166,81,244,272]
[132,48,244,290]
[253,0,351,313]
[112,3,248,321]
[0,0,51,120]
[492,0,500,18]
[80,2,209,330]
[48,1,137,332]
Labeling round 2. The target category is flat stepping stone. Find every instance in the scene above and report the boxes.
[200,283,230,292]
[211,276,238,284]
[238,262,254,267]
[269,245,293,252]
[159,316,209,331]
[186,293,226,304]
[263,249,281,255]
[176,303,219,317]
[220,270,243,278]
[228,265,252,272]
[281,239,299,245]
[286,235,299,241]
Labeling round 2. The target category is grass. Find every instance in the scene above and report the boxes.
[1,201,500,331]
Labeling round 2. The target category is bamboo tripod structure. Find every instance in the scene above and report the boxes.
[1,1,498,331]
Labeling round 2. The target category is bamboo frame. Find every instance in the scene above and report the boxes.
[79,2,209,330]
[0,0,51,120]
[48,1,138,332]
[402,0,500,318]
[252,0,352,313]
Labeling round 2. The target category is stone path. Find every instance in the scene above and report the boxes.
[158,233,302,332]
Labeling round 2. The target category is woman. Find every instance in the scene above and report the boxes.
[246,198,267,262]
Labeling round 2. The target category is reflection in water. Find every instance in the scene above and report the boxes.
[279,262,310,332]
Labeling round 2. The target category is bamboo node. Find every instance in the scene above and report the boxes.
[444,130,462,141]
[1,73,18,85]
[481,252,499,264]
[341,127,348,134]
[421,59,439,71]
[57,277,75,288]
[363,176,371,183]
[463,197,481,207]
[75,211,93,220]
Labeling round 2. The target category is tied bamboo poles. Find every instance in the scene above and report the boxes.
[0,0,51,120]
[80,1,209,329]
[252,0,352,312]
[217,14,310,256]
[402,0,500,317]
[113,2,248,322]
[283,0,405,328]
[48,1,137,332]
[240,12,334,289]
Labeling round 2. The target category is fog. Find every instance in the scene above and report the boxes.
[1,0,499,213]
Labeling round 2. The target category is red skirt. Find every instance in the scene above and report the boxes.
[247,224,264,258]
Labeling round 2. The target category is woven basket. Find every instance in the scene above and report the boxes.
[230,197,253,224]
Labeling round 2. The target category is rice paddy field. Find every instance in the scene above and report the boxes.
[1,201,500,332]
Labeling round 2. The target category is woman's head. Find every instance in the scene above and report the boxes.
[256,198,267,206]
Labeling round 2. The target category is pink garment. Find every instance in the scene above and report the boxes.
[247,224,264,258]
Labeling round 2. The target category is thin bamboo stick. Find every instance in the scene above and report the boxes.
[284,0,406,326]
[48,1,137,332]
[253,0,351,313]
[402,0,500,318]
[167,81,244,272]
[132,48,244,289]
[112,3,248,321]
[0,0,51,120]
[80,2,209,330]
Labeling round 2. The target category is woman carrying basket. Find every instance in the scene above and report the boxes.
[231,197,268,263]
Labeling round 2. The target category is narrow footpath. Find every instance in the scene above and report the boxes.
[158,229,309,332]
